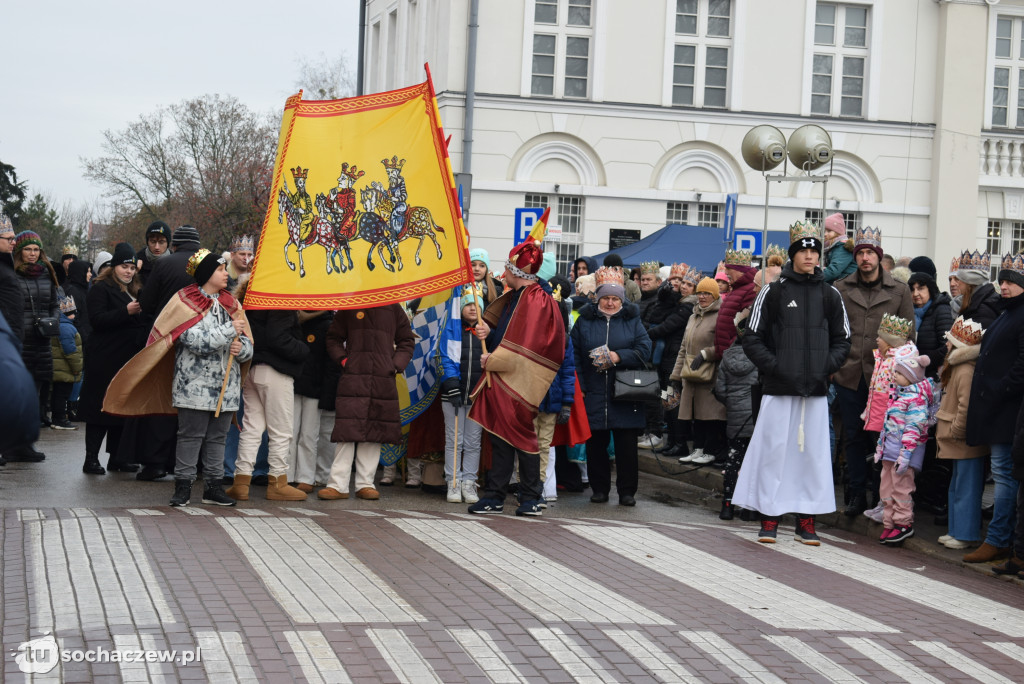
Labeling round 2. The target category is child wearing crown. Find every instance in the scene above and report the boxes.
[873,350,939,543]
[861,314,916,434]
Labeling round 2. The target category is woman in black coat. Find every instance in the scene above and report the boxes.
[956,280,1002,330]
[78,244,147,474]
[907,272,954,377]
[965,270,1024,562]
[571,272,652,506]
[12,231,59,423]
[64,259,93,344]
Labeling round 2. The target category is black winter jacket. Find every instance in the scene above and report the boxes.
[247,310,310,379]
[967,292,1024,446]
[16,265,58,383]
[960,282,1002,330]
[571,301,652,430]
[0,252,23,343]
[293,312,333,399]
[713,340,758,440]
[742,263,851,397]
[643,285,691,377]
[64,259,92,344]
[915,292,954,378]
[139,246,198,323]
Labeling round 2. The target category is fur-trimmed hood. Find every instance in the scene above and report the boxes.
[945,343,980,367]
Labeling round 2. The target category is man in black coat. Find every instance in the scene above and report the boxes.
[0,214,23,341]
[734,223,851,545]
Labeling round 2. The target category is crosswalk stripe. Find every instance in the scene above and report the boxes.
[577,517,646,527]
[813,531,855,545]
[443,513,481,520]
[651,522,702,530]
[766,635,867,683]
[126,509,165,516]
[366,628,444,683]
[987,640,1024,666]
[390,510,437,518]
[346,510,384,516]
[113,633,174,683]
[282,507,327,516]
[528,627,624,683]
[449,629,530,683]
[28,516,174,633]
[911,640,1017,683]
[568,525,894,632]
[17,509,45,521]
[196,631,259,682]
[235,509,271,516]
[603,628,701,682]
[678,631,785,684]
[217,517,424,623]
[765,537,1024,637]
[390,519,669,624]
[174,507,213,516]
[283,630,353,684]
[838,637,943,683]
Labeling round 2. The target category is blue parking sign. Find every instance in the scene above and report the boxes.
[733,230,762,255]
[514,208,545,245]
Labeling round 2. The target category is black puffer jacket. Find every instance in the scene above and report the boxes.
[247,310,310,379]
[967,292,1024,446]
[64,259,92,344]
[16,264,58,383]
[293,312,333,399]
[0,252,23,342]
[713,339,758,440]
[643,284,691,377]
[915,292,954,378]
[742,263,851,397]
[959,282,1002,330]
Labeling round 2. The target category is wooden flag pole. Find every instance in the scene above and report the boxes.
[472,288,491,387]
[214,337,239,418]
[452,411,460,493]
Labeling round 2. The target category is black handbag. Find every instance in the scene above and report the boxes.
[28,290,60,337]
[612,363,660,402]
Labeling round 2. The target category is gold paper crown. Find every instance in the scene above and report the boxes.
[186,248,213,277]
[460,283,483,305]
[229,234,254,252]
[290,166,308,180]
[58,294,76,315]
[594,266,625,288]
[854,225,882,249]
[765,244,788,266]
[724,249,753,266]
[0,209,12,233]
[338,162,366,183]
[949,254,961,272]
[669,262,689,280]
[947,316,985,347]
[789,220,820,246]
[1001,252,1024,276]
[639,260,661,276]
[382,155,406,172]
[957,249,990,273]
[62,244,78,257]
[682,268,702,286]
[878,313,912,340]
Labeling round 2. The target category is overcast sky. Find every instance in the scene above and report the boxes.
[1,0,361,212]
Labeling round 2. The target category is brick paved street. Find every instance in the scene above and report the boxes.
[2,428,1023,682]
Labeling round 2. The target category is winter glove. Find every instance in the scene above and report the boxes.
[557,405,572,424]
[671,379,682,392]
[895,453,910,475]
[440,378,462,408]
[690,353,705,371]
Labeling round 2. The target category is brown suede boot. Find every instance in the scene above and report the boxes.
[962,542,1011,563]
[266,474,307,501]
[295,483,314,493]
[992,555,1024,576]
[225,474,251,501]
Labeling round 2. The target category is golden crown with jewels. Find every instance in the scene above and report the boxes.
[878,313,912,340]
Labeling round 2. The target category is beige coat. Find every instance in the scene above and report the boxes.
[935,344,987,460]
[671,298,726,421]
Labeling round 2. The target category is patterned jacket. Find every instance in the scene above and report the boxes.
[862,342,916,432]
[874,377,939,473]
[172,295,253,412]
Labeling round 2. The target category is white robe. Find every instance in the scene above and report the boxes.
[731,394,836,516]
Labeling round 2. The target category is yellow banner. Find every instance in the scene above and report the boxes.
[246,78,473,309]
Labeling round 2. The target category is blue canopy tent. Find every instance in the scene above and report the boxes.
[591,224,791,275]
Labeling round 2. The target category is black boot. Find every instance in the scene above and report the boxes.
[844,492,867,517]
[201,482,236,507]
[739,508,758,522]
[169,479,192,507]
[719,499,734,520]
[83,455,106,475]
[136,465,169,481]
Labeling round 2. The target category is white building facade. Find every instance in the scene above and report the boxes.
[362,0,1024,281]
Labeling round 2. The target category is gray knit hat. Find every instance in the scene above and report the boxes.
[171,225,200,247]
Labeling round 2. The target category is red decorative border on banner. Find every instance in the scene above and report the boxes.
[244,270,468,310]
[292,83,430,117]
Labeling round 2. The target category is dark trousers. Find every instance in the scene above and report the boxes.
[693,419,726,456]
[86,423,123,464]
[483,435,541,502]
[587,428,639,497]
[51,382,73,423]
[554,445,584,491]
[721,437,750,500]
[137,415,179,470]
[835,378,876,500]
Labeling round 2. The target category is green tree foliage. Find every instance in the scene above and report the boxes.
[0,159,28,225]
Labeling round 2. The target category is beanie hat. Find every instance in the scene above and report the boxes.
[878,313,912,348]
[110,242,136,268]
[146,220,172,242]
[908,256,937,280]
[186,248,225,286]
[852,226,884,261]
[171,225,201,247]
[894,353,930,385]
[824,212,846,236]
[594,266,626,301]
[696,276,720,299]
[95,250,113,272]
[602,253,624,268]
[998,253,1024,289]
[13,231,43,256]
[469,247,489,266]
[537,252,557,284]
[575,273,596,296]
